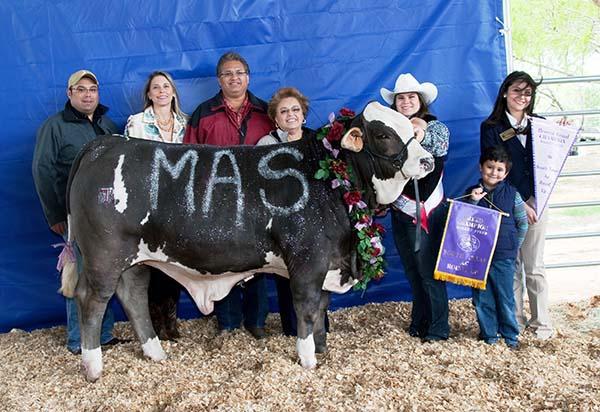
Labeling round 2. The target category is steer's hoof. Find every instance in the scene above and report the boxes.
[83,365,102,383]
[81,347,103,383]
[299,355,317,369]
[142,336,167,361]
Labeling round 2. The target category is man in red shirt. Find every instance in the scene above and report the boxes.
[184,52,273,338]
[184,52,273,145]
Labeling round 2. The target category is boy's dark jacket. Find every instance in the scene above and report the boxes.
[465,179,519,261]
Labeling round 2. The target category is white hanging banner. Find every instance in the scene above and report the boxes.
[531,117,580,218]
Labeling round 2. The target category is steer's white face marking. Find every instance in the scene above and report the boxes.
[322,269,357,293]
[202,150,244,227]
[372,171,410,205]
[82,347,103,382]
[258,146,309,216]
[265,218,273,230]
[140,212,150,225]
[142,337,166,361]
[150,148,198,215]
[363,102,434,203]
[113,155,128,213]
[363,102,414,139]
[297,334,317,369]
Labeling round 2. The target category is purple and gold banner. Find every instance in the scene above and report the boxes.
[434,200,502,289]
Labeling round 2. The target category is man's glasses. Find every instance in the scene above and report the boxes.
[71,86,99,95]
[218,70,248,79]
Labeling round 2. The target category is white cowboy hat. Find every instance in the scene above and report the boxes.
[380,73,438,106]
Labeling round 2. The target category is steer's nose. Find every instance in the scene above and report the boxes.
[420,156,434,172]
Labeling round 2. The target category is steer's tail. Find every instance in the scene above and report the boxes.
[61,135,117,297]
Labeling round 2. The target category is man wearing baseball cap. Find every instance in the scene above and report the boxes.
[32,69,122,354]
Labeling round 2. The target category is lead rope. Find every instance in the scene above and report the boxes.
[413,178,421,252]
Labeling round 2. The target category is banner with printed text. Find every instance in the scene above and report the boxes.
[434,200,502,289]
[531,117,580,217]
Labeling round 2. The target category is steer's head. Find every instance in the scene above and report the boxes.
[341,101,434,208]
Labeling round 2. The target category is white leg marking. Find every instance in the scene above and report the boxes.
[142,337,166,361]
[265,218,273,230]
[297,334,317,369]
[140,211,150,225]
[113,154,128,213]
[82,347,103,381]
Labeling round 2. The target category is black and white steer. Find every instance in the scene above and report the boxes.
[66,102,434,381]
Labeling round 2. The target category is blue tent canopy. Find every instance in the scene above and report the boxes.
[0,0,507,332]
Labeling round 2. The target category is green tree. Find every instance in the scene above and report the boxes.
[511,0,600,129]
[511,0,599,77]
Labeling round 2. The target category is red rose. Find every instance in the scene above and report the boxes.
[372,223,386,234]
[340,108,355,118]
[343,190,362,206]
[331,160,347,174]
[370,247,381,257]
[327,121,345,142]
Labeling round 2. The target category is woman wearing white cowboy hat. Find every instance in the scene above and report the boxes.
[381,72,451,343]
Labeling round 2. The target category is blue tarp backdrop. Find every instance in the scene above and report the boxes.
[0,0,507,332]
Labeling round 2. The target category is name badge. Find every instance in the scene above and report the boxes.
[499,128,516,141]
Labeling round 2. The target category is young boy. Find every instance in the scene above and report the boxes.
[466,146,528,348]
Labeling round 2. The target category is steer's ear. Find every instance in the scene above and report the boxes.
[341,127,364,152]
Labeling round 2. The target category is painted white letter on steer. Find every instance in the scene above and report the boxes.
[150,148,198,214]
[113,155,128,213]
[258,147,309,215]
[202,150,244,227]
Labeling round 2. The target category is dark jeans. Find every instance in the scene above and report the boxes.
[214,273,269,330]
[391,207,449,340]
[472,258,519,346]
[274,275,330,336]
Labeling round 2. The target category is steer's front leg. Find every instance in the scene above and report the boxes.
[294,297,321,369]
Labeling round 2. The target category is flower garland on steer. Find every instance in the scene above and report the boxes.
[314,108,386,290]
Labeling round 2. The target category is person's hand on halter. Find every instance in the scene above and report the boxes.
[410,117,427,142]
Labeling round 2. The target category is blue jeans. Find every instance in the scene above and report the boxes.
[214,273,269,330]
[472,258,519,346]
[391,207,449,340]
[66,297,115,351]
[65,236,115,352]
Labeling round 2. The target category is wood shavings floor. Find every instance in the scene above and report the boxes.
[1,298,598,411]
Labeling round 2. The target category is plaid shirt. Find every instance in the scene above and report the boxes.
[223,96,251,130]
